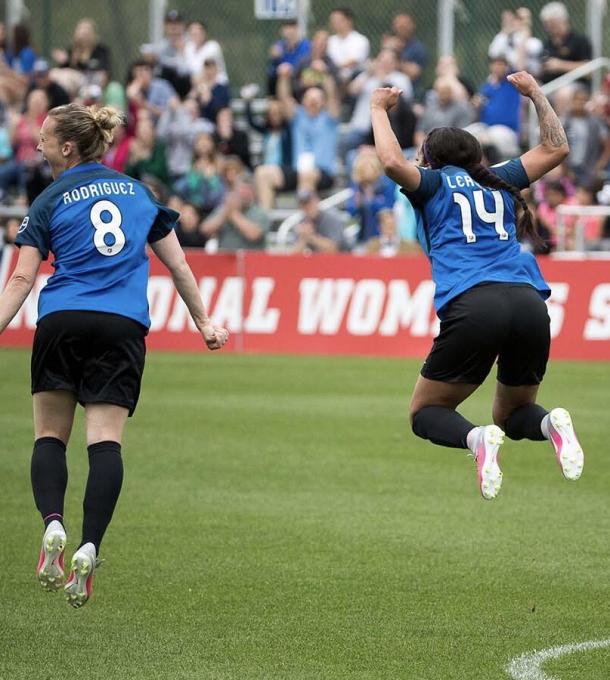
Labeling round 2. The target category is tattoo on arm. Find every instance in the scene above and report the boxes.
[531,90,568,149]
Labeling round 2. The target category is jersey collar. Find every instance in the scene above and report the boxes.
[58,162,106,178]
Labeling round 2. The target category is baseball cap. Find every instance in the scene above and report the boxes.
[165,9,185,22]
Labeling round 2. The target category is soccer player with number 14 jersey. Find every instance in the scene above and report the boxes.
[371,71,584,500]
[0,104,229,607]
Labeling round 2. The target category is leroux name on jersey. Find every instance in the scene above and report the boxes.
[62,181,136,205]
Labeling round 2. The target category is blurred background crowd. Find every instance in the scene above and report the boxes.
[0,1,610,255]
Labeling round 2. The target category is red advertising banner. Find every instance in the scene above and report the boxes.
[1,247,609,360]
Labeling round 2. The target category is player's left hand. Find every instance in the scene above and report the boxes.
[201,322,229,351]
[370,87,402,111]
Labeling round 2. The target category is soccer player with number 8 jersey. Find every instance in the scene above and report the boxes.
[371,71,584,500]
[0,103,229,607]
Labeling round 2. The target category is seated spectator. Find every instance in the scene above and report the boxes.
[346,150,396,245]
[202,176,270,250]
[172,131,224,215]
[414,77,475,147]
[2,216,21,246]
[52,18,111,82]
[267,19,311,96]
[563,87,610,184]
[540,2,592,86]
[563,182,604,248]
[221,155,247,191]
[27,59,70,109]
[125,112,169,186]
[488,7,543,76]
[190,58,230,124]
[294,29,339,100]
[476,56,521,134]
[327,8,370,85]
[175,201,208,248]
[0,105,18,199]
[184,20,227,83]
[13,88,51,202]
[103,122,131,173]
[157,97,214,180]
[537,180,572,248]
[290,190,346,253]
[244,95,292,170]
[362,209,417,256]
[0,22,37,103]
[391,13,428,92]
[254,63,339,209]
[214,107,251,169]
[143,9,191,98]
[126,59,177,123]
[340,48,412,161]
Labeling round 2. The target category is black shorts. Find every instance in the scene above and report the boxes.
[281,166,334,192]
[422,283,551,386]
[32,311,147,416]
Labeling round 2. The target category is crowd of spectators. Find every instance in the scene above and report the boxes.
[0,2,610,255]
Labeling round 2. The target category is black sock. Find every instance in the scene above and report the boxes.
[412,406,474,449]
[31,437,67,528]
[504,404,548,441]
[81,441,123,551]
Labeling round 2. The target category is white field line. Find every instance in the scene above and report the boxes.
[506,639,610,680]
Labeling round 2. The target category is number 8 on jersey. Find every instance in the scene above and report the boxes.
[90,200,126,256]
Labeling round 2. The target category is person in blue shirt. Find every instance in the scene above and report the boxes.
[267,19,311,96]
[371,71,584,500]
[478,56,522,133]
[1,103,229,607]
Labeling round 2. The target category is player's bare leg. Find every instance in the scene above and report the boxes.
[65,403,128,608]
[410,376,505,500]
[494,382,583,481]
[32,391,76,591]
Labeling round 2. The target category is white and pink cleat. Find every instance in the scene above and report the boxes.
[37,520,66,591]
[547,408,584,481]
[473,425,505,500]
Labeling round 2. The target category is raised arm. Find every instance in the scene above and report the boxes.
[508,71,569,182]
[0,245,42,333]
[276,63,297,120]
[150,231,229,350]
[371,87,421,191]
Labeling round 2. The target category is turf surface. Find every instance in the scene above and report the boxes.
[0,349,608,679]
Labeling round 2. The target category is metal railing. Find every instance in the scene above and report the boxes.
[555,204,610,252]
[529,57,610,148]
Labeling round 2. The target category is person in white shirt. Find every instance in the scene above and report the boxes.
[184,20,228,84]
[488,8,543,77]
[327,7,370,84]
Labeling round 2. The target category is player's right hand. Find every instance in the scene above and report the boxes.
[201,322,229,351]
[507,71,540,97]
[370,87,402,112]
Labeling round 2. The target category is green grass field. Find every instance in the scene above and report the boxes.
[0,349,609,680]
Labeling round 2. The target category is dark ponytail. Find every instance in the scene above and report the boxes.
[424,127,541,247]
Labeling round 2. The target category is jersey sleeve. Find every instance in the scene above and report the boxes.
[147,202,179,243]
[490,158,530,191]
[400,167,443,208]
[14,197,51,260]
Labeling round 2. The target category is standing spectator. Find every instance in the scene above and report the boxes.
[202,176,270,251]
[539,2,592,85]
[125,113,169,186]
[244,95,292,170]
[327,8,370,85]
[537,180,571,247]
[477,56,521,134]
[562,87,610,184]
[52,18,111,81]
[391,13,428,92]
[434,55,475,100]
[0,23,37,103]
[414,78,475,147]
[488,8,543,76]
[294,29,339,99]
[290,190,346,253]
[340,48,412,161]
[346,150,396,245]
[184,20,228,83]
[172,132,224,215]
[157,97,214,180]
[191,59,230,124]
[214,107,251,169]
[254,63,340,209]
[102,122,131,173]
[27,59,70,109]
[143,9,191,98]
[126,59,177,122]
[267,19,311,96]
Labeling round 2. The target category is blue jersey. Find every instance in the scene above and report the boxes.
[15,162,178,328]
[402,159,550,318]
